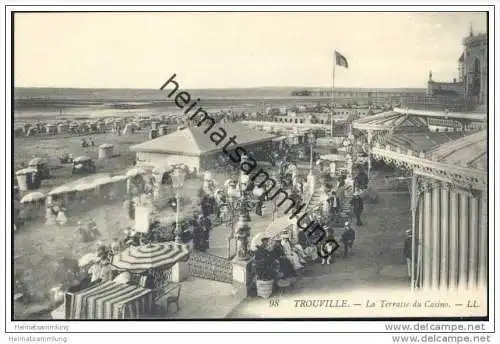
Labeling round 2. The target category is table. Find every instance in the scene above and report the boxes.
[65,281,154,319]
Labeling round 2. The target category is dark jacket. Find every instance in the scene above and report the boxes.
[351,196,364,214]
[341,228,355,244]
[404,236,413,259]
[355,172,369,189]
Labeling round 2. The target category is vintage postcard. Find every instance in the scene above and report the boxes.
[4,7,495,334]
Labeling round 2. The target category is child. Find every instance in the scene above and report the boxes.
[341,222,356,258]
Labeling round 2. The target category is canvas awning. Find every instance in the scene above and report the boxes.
[130,122,276,156]
[352,111,427,131]
[428,130,486,171]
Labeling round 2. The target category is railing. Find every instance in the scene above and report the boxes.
[187,251,233,284]
[400,95,481,112]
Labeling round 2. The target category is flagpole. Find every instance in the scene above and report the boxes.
[330,52,336,137]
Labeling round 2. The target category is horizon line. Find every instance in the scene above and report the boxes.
[14,85,428,91]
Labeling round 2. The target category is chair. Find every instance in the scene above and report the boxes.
[153,284,181,316]
[165,284,181,313]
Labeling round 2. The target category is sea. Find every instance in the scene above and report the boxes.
[13,86,424,121]
[13,87,321,121]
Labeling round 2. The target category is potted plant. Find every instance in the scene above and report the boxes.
[253,241,276,299]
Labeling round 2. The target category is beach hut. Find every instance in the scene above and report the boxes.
[25,127,37,137]
[158,124,169,136]
[151,121,160,130]
[149,129,159,140]
[57,123,69,134]
[28,157,51,179]
[122,123,137,135]
[98,144,114,160]
[20,191,46,222]
[14,127,24,137]
[45,124,57,135]
[15,167,40,191]
[97,122,106,133]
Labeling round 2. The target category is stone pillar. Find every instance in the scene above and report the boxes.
[468,193,479,289]
[439,185,450,290]
[231,257,255,298]
[422,183,432,290]
[416,197,424,289]
[449,190,459,290]
[135,205,151,233]
[458,192,469,289]
[478,192,487,287]
[367,130,373,178]
[431,185,441,290]
[170,260,189,283]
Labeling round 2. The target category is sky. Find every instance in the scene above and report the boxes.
[14,12,488,89]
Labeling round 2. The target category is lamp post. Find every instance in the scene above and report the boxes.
[171,167,186,243]
[307,132,316,176]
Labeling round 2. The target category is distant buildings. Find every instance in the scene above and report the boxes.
[290,88,426,107]
[414,29,488,112]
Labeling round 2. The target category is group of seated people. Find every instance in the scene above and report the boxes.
[254,230,321,282]
[69,244,155,294]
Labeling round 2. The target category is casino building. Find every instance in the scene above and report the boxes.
[352,29,488,291]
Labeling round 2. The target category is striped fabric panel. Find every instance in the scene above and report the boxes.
[85,282,125,320]
[114,287,153,319]
[105,286,146,319]
[96,284,138,319]
[72,281,115,319]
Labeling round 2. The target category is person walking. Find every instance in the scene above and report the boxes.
[340,222,356,258]
[404,229,413,280]
[350,191,364,226]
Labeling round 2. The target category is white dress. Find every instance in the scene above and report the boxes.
[281,239,304,270]
[56,211,68,226]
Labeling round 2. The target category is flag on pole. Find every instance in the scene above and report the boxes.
[335,50,349,68]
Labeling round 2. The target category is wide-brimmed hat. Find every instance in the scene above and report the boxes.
[250,232,271,251]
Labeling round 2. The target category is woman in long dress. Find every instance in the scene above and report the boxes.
[56,209,68,226]
[280,234,304,271]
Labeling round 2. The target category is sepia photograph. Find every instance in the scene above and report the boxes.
[4,6,495,334]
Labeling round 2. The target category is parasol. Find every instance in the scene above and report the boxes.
[126,167,147,178]
[111,175,128,182]
[112,242,190,272]
[74,183,97,192]
[91,175,114,187]
[264,215,295,238]
[78,252,97,268]
[20,192,46,203]
[16,167,38,175]
[48,185,74,196]
[73,156,92,163]
[99,143,114,149]
[28,157,48,166]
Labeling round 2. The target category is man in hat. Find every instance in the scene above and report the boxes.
[350,190,364,226]
[404,229,413,280]
[340,222,356,258]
